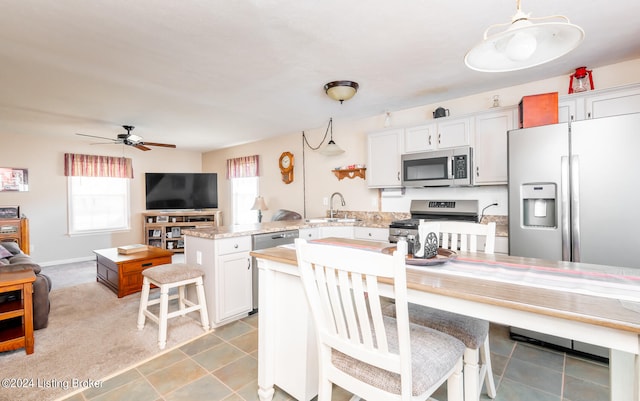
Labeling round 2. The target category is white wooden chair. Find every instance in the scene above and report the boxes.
[295,238,465,401]
[392,221,497,401]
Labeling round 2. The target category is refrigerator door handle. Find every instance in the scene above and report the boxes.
[571,155,581,262]
[561,156,571,261]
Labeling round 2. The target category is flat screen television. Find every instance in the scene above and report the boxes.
[145,172,218,210]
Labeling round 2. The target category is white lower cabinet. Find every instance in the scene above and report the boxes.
[353,226,389,242]
[298,227,319,240]
[216,250,252,321]
[214,236,252,325]
[185,235,252,328]
[319,226,354,239]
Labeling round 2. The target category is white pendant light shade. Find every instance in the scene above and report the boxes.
[320,139,345,156]
[324,81,359,103]
[465,2,584,72]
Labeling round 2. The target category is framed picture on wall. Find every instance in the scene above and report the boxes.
[156,216,169,223]
[0,168,28,192]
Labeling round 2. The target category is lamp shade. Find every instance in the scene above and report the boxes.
[320,140,345,156]
[464,4,584,72]
[251,196,268,211]
[324,81,359,103]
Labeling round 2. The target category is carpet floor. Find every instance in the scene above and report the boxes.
[0,281,209,401]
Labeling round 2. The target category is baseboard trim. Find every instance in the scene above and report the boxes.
[39,256,95,267]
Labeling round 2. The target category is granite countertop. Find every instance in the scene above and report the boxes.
[182,214,508,240]
[182,218,394,240]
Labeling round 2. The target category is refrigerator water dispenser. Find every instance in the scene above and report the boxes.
[521,184,556,228]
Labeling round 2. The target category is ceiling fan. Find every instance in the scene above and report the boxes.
[76,125,176,151]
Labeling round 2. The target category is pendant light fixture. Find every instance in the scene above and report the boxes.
[320,118,344,156]
[324,80,359,103]
[464,0,584,72]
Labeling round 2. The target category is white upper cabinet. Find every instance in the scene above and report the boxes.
[403,117,472,153]
[367,129,404,188]
[436,117,473,149]
[559,83,640,122]
[473,107,516,185]
[404,123,437,153]
[585,85,640,119]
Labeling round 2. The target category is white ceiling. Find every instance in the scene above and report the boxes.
[1,0,639,152]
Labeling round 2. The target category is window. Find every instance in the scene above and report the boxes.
[226,155,260,225]
[231,176,259,225]
[64,153,133,235]
[68,176,130,234]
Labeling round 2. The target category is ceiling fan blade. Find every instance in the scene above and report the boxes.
[134,144,151,151]
[142,142,177,148]
[76,133,117,142]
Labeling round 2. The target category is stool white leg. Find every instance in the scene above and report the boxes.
[137,277,151,330]
[158,284,169,349]
[195,277,209,331]
[178,285,186,313]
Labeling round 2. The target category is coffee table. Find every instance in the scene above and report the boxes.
[94,247,173,298]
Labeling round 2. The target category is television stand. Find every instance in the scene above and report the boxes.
[143,210,222,253]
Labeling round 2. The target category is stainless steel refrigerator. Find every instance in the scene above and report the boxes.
[507,112,640,358]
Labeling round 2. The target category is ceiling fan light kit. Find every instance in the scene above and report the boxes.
[464,0,584,72]
[324,80,359,103]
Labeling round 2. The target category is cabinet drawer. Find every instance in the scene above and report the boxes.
[353,227,389,241]
[216,236,251,255]
[120,256,172,274]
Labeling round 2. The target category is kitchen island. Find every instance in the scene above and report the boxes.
[251,238,640,401]
[181,218,394,328]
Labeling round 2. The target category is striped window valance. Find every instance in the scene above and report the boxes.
[64,153,134,178]
[226,155,260,179]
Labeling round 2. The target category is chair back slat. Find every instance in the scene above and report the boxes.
[438,221,496,254]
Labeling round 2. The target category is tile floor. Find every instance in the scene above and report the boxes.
[45,259,609,401]
[58,313,610,401]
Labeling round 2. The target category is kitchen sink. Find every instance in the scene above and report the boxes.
[305,217,361,223]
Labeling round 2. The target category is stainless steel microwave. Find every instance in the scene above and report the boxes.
[401,146,473,187]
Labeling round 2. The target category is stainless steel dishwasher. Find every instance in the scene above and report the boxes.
[251,229,299,313]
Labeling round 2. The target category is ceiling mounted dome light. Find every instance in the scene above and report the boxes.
[324,80,359,103]
[464,0,584,72]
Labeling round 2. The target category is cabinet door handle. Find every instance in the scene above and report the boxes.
[438,133,441,144]
[476,166,479,177]
[428,135,431,145]
[234,244,239,249]
[142,262,153,267]
[247,258,251,269]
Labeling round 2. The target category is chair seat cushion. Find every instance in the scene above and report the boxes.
[142,263,204,284]
[384,303,488,349]
[332,316,464,396]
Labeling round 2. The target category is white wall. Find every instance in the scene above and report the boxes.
[0,132,202,264]
[203,59,640,221]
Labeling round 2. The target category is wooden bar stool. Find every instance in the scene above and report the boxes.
[137,263,209,349]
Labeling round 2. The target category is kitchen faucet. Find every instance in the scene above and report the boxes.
[329,192,346,219]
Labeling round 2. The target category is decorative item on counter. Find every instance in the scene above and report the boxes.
[424,232,439,259]
[433,107,450,119]
[414,221,440,258]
